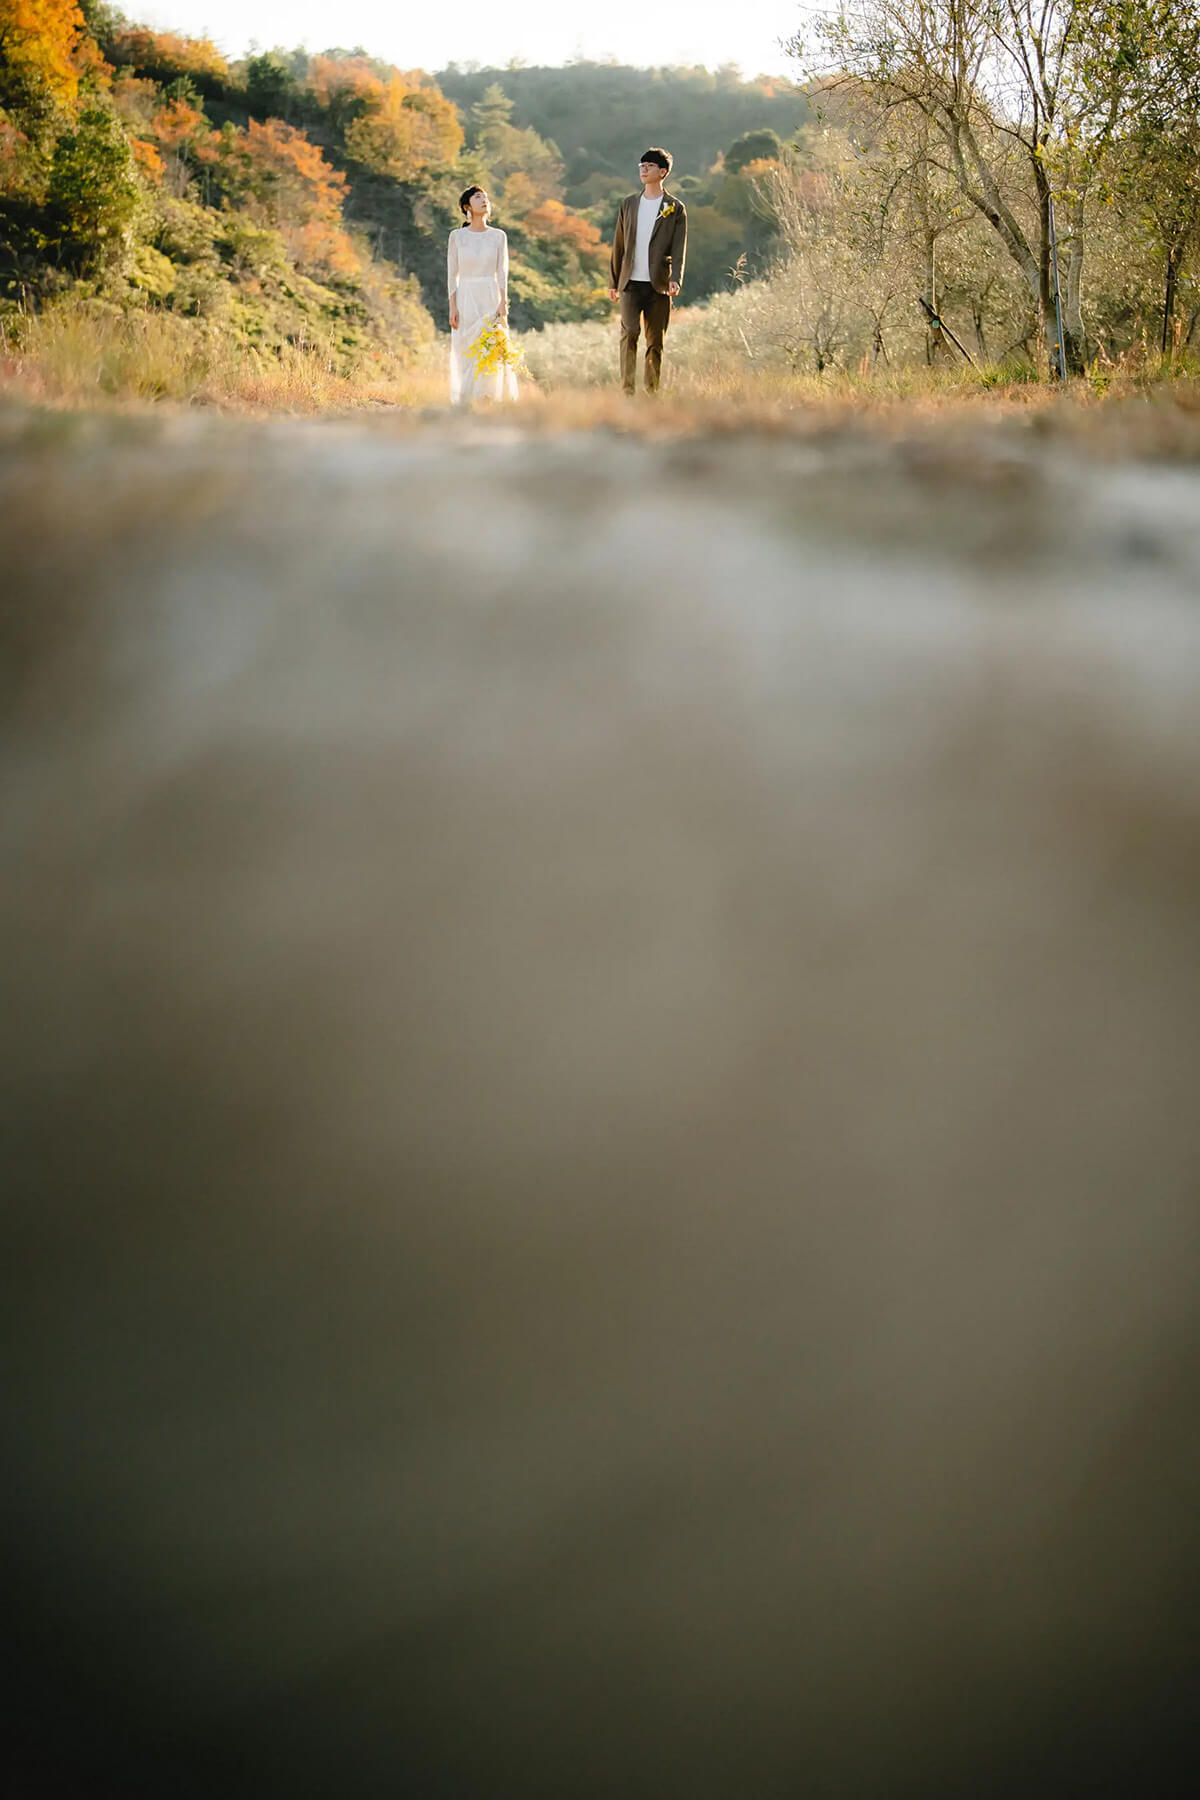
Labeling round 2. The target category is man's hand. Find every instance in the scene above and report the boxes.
[668,282,680,298]
[608,287,619,303]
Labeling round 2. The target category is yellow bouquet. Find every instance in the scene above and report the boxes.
[464,319,528,381]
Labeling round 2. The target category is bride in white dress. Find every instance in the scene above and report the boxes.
[447,186,518,405]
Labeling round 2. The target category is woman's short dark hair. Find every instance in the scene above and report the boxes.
[640,147,672,172]
[459,185,489,222]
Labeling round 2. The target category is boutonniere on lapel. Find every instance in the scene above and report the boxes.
[658,202,677,219]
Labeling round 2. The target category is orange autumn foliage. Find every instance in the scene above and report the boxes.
[217,117,358,277]
[235,116,348,214]
[148,97,210,155]
[307,54,385,130]
[108,27,228,86]
[522,199,603,256]
[0,0,89,107]
[344,73,463,179]
[143,96,215,193]
[288,217,360,278]
[129,136,164,182]
[110,71,159,130]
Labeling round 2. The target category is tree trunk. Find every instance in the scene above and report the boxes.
[922,234,950,364]
[1162,247,1180,356]
[913,140,949,366]
[1034,158,1063,376]
[971,298,987,358]
[1062,196,1088,375]
[946,113,1061,376]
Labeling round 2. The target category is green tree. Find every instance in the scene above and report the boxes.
[47,102,140,271]
[470,82,514,158]
[76,1,121,58]
[465,82,563,220]
[245,51,301,122]
[724,129,782,176]
[1119,113,1200,353]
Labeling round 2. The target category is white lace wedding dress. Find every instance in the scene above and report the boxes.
[447,225,519,405]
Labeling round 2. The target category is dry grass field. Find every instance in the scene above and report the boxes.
[3,385,1200,1798]
[7,296,1200,446]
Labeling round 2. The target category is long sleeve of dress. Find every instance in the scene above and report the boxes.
[447,229,459,300]
[498,230,509,314]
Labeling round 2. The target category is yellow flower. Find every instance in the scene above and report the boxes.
[464,320,528,381]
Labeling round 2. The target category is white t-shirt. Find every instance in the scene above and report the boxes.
[631,191,662,282]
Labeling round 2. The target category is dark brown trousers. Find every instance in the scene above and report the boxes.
[619,281,672,393]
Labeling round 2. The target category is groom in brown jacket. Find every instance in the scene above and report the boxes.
[608,148,688,394]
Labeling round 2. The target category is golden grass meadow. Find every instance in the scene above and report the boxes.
[6,294,1200,467]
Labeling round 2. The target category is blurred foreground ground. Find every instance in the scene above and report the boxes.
[2,401,1200,1797]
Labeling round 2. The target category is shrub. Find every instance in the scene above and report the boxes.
[128,240,173,297]
[47,104,140,273]
[217,215,286,279]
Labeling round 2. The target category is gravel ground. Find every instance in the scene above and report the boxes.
[3,407,1200,1798]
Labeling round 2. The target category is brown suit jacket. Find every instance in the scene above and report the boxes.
[610,190,688,296]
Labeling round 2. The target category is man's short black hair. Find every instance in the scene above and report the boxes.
[640,147,672,172]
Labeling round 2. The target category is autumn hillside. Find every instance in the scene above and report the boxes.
[0,4,814,387]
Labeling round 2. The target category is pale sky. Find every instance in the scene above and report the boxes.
[124,3,805,80]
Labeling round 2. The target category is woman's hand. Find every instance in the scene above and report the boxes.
[449,299,459,331]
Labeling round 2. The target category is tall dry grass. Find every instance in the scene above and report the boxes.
[516,305,1200,394]
[0,303,446,413]
[505,306,1200,457]
[4,295,1200,461]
